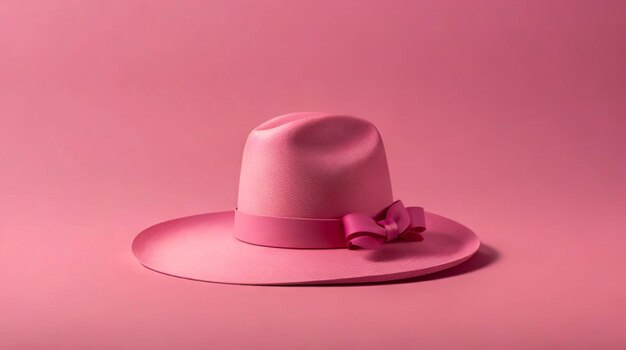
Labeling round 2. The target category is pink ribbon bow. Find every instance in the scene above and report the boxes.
[342,200,426,249]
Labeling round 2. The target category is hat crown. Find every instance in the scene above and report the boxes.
[237,112,393,218]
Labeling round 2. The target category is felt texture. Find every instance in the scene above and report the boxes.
[238,113,393,218]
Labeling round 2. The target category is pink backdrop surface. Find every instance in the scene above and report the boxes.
[1,0,625,348]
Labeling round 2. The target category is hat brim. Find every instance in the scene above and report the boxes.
[132,211,480,285]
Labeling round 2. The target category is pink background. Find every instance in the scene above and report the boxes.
[2,0,625,348]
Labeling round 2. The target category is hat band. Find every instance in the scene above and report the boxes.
[233,201,426,249]
[234,210,347,248]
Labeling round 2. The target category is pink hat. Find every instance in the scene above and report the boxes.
[132,112,480,285]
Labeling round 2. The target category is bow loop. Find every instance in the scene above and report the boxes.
[342,201,426,249]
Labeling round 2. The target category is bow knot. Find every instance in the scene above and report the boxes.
[376,218,400,241]
[342,201,426,249]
